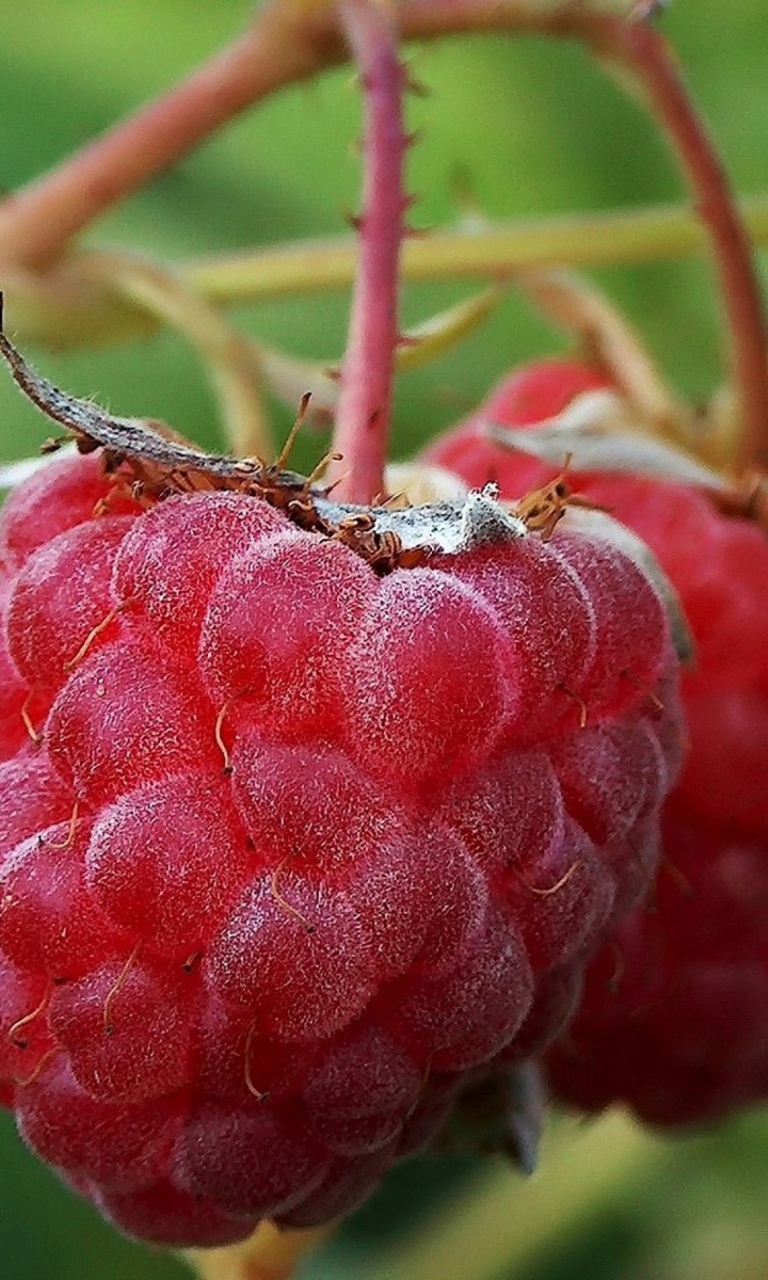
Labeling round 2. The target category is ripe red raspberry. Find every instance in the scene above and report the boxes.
[427,356,768,1124]
[0,445,681,1244]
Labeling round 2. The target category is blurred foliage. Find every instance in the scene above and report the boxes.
[1,2,768,1278]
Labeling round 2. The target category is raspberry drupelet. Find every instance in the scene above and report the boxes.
[427,356,768,1125]
[0,442,682,1245]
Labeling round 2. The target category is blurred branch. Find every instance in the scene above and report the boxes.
[184,197,768,307]
[0,0,661,271]
[370,1112,671,1280]
[6,193,768,354]
[0,7,332,269]
[592,18,768,474]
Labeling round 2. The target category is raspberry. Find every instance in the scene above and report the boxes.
[548,806,768,1126]
[0,448,681,1244]
[428,356,768,1124]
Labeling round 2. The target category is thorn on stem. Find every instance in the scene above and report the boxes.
[403,224,432,240]
[405,72,430,98]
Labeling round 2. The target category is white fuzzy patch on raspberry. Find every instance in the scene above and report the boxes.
[317,486,527,554]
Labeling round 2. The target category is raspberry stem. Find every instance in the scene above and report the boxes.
[594,18,768,474]
[327,0,408,504]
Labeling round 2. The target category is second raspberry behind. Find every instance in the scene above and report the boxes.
[427,356,768,1127]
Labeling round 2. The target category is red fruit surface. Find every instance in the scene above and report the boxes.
[428,356,768,1125]
[425,359,610,497]
[0,448,680,1243]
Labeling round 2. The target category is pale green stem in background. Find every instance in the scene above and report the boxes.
[181,195,768,306]
[6,195,768,354]
[186,1220,333,1280]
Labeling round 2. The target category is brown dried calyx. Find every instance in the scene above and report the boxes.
[0,319,527,574]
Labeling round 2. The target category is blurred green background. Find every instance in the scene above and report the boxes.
[1,2,768,1277]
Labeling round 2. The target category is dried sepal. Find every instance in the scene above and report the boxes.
[0,321,525,572]
[0,321,314,508]
[433,1061,545,1175]
[316,484,526,558]
[485,387,732,496]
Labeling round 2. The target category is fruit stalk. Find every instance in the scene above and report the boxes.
[328,0,408,503]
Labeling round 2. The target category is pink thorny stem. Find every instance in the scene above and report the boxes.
[327,0,409,505]
[598,16,768,475]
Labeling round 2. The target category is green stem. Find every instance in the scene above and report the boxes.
[7,193,768,353]
[179,194,768,305]
[185,1220,331,1280]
